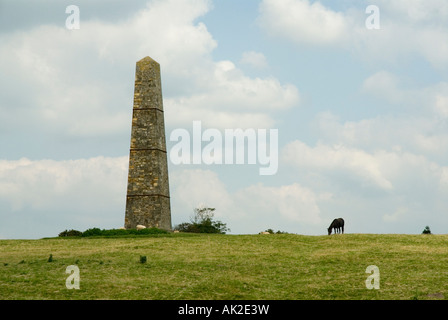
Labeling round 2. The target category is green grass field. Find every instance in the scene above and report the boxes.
[1,233,447,300]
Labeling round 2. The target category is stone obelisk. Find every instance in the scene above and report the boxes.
[124,56,172,231]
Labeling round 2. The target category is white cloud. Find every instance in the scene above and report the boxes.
[434,93,448,119]
[441,168,448,190]
[362,71,448,113]
[0,0,216,137]
[0,156,128,212]
[0,156,129,238]
[378,0,448,24]
[0,0,299,140]
[311,73,448,160]
[166,104,276,130]
[236,183,324,225]
[165,60,299,129]
[282,140,394,190]
[383,206,408,222]
[282,138,448,201]
[361,71,405,104]
[258,0,349,46]
[240,51,269,69]
[314,112,448,159]
[170,168,324,233]
[257,0,448,68]
[170,168,234,221]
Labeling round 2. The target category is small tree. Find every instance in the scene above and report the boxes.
[176,206,230,234]
[191,206,216,224]
[422,226,431,234]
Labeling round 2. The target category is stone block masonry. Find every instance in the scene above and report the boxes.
[124,56,172,231]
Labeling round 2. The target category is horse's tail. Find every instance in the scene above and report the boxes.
[339,218,344,233]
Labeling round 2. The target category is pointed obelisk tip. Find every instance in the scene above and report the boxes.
[137,56,159,66]
[138,56,155,62]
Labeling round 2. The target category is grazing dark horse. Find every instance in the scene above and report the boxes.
[328,218,344,235]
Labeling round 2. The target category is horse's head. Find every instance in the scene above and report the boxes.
[327,227,332,235]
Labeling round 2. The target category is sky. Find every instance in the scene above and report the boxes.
[0,0,447,239]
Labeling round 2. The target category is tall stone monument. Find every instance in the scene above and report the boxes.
[124,56,172,231]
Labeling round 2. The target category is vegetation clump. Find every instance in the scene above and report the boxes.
[58,229,83,237]
[58,227,168,238]
[175,206,229,234]
[422,226,432,234]
[263,229,289,234]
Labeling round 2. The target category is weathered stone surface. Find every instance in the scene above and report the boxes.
[124,56,171,231]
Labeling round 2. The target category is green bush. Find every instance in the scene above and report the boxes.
[422,226,432,234]
[58,229,83,237]
[82,227,168,237]
[82,227,103,237]
[136,227,169,235]
[96,228,130,237]
[263,229,289,234]
[175,206,229,234]
[58,227,169,238]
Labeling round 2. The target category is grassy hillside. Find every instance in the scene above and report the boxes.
[1,233,447,300]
